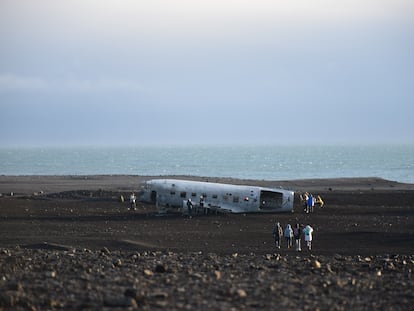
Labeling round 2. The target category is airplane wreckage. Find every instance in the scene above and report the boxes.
[138,179,294,214]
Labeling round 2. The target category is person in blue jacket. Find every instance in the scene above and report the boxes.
[307,194,315,213]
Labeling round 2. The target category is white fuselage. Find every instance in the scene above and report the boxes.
[139,179,294,213]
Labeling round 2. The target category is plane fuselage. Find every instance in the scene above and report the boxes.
[139,179,294,213]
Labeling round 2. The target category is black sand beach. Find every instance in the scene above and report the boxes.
[0,176,413,310]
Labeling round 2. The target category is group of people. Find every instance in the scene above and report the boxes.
[272,222,314,251]
[300,192,324,213]
[186,195,209,217]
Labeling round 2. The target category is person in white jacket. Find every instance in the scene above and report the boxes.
[284,224,293,248]
[304,225,314,250]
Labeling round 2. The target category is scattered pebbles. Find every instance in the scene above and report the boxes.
[0,248,413,310]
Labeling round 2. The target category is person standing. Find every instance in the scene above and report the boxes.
[293,223,302,251]
[301,192,309,212]
[187,198,193,218]
[272,222,283,249]
[304,224,314,250]
[129,192,136,210]
[199,195,206,214]
[307,194,314,213]
[284,224,293,248]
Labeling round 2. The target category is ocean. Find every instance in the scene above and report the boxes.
[1,145,413,183]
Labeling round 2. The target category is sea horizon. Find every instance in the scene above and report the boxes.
[1,144,413,183]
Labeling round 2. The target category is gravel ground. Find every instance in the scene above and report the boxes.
[1,248,413,310]
[0,176,413,310]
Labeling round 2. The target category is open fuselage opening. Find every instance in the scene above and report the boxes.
[260,190,283,210]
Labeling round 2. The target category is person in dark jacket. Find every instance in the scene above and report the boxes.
[293,223,302,251]
[187,198,193,218]
[272,222,283,249]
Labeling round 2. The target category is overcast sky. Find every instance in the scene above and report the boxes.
[1,0,413,147]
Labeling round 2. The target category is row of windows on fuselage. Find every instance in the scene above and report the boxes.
[169,191,252,204]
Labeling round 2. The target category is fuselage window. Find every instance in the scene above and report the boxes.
[212,194,218,199]
[170,191,176,196]
[180,192,186,198]
[233,196,239,203]
[191,192,197,197]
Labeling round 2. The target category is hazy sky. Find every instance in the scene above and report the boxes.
[1,0,413,146]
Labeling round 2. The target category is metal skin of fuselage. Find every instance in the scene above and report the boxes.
[138,179,294,213]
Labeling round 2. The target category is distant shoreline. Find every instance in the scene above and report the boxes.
[1,175,413,195]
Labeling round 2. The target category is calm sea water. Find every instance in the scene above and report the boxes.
[1,145,413,183]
